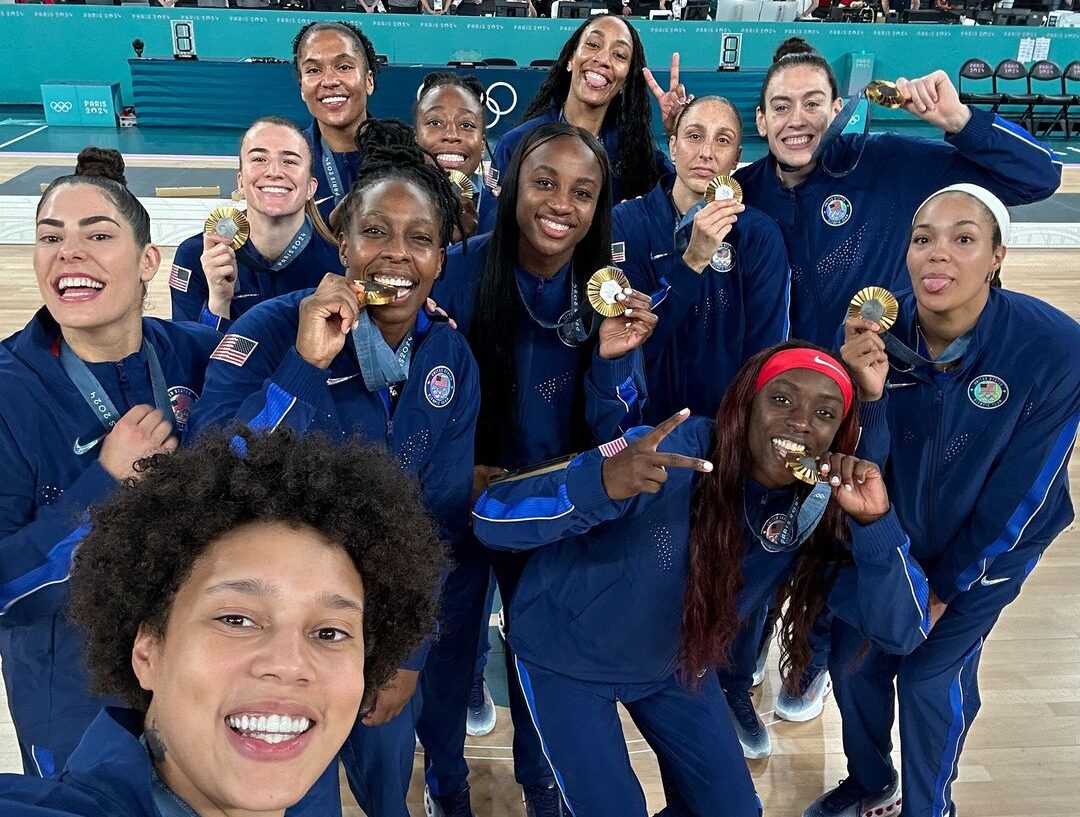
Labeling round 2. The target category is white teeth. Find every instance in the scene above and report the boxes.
[321,95,347,104]
[437,153,466,165]
[260,186,290,194]
[772,438,806,454]
[784,135,812,146]
[540,218,571,234]
[372,275,414,288]
[584,71,610,87]
[58,276,104,291]
[266,714,280,732]
[226,713,312,740]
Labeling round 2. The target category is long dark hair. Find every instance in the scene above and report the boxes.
[523,17,658,202]
[679,341,861,690]
[471,122,612,465]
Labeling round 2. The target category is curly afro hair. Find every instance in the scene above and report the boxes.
[68,428,447,711]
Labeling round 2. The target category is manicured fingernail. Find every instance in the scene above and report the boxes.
[845,484,853,492]
[831,476,841,486]
[820,463,830,473]
[701,461,714,471]
[625,308,634,315]
[679,408,690,415]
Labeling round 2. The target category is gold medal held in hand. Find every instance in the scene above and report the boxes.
[848,287,899,332]
[704,175,743,204]
[865,79,907,110]
[357,280,398,306]
[204,207,249,250]
[587,266,632,318]
[447,170,476,201]
[784,453,821,486]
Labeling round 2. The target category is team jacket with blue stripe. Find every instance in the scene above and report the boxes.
[611,174,791,421]
[169,228,343,332]
[0,310,219,772]
[854,288,1080,604]
[735,108,1061,345]
[434,232,648,469]
[188,292,479,668]
[304,120,363,224]
[472,417,930,684]
[478,108,675,235]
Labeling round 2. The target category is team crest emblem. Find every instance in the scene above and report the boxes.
[968,375,1008,410]
[710,242,735,273]
[168,385,199,432]
[425,366,455,408]
[761,513,787,545]
[821,194,852,227]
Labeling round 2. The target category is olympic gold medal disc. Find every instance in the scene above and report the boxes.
[848,286,899,332]
[204,207,250,251]
[447,169,476,201]
[357,280,398,306]
[784,453,821,486]
[865,79,906,110]
[704,175,743,204]
[587,266,632,318]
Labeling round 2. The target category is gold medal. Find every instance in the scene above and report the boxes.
[357,280,398,306]
[784,453,821,486]
[704,175,743,204]
[865,79,907,110]
[204,207,249,250]
[447,170,475,201]
[848,287,899,332]
[587,266,631,318]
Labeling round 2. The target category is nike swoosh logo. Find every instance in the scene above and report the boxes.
[233,293,259,300]
[73,435,106,456]
[980,575,1010,587]
[315,196,334,205]
[326,374,360,386]
[885,381,916,389]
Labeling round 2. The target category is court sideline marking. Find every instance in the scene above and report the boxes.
[0,126,48,151]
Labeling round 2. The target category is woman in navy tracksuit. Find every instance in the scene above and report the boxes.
[480,16,674,234]
[293,21,379,224]
[612,94,791,423]
[473,342,932,817]
[189,131,478,817]
[0,149,219,777]
[422,121,656,817]
[735,36,1062,347]
[170,117,342,332]
[803,185,1080,817]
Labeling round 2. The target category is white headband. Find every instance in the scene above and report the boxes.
[913,183,1010,246]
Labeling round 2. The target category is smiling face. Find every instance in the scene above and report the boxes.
[748,368,845,489]
[298,30,374,135]
[339,178,445,329]
[907,192,1005,315]
[756,64,843,174]
[567,17,634,111]
[132,520,366,815]
[34,184,158,332]
[415,85,486,177]
[238,122,319,220]
[514,135,602,274]
[670,99,743,199]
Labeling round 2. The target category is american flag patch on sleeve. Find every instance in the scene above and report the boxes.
[598,437,629,458]
[484,166,500,189]
[210,334,259,367]
[168,264,192,293]
[610,242,626,264]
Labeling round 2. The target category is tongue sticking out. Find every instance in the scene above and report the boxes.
[923,277,951,295]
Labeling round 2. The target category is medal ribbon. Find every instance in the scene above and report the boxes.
[778,85,878,180]
[269,217,314,272]
[320,136,346,203]
[883,329,971,370]
[747,480,832,554]
[514,265,591,345]
[351,310,413,393]
[673,199,708,255]
[60,339,172,432]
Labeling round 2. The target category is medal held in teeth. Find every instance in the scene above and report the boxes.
[704,175,743,204]
[447,170,475,201]
[587,266,631,318]
[204,207,250,251]
[848,287,899,332]
[784,453,822,486]
[865,79,907,110]
[356,280,398,306]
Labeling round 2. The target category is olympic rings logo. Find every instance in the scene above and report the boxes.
[50,101,73,113]
[415,80,519,128]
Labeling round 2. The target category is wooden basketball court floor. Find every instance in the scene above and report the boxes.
[0,159,1076,816]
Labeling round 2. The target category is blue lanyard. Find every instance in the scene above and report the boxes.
[673,199,707,255]
[267,217,314,272]
[884,329,971,372]
[59,338,172,432]
[320,137,346,203]
[514,265,590,347]
[351,310,413,393]
[746,480,832,554]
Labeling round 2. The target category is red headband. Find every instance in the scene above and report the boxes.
[754,348,854,417]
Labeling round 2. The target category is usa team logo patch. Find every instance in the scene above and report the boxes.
[710,242,735,273]
[210,334,259,367]
[169,264,192,293]
[168,385,198,432]
[611,241,626,264]
[821,194,852,227]
[424,365,455,408]
[968,374,1008,410]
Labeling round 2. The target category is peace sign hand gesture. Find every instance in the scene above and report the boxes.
[643,52,694,137]
[600,409,714,501]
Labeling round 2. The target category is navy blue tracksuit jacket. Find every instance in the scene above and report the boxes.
[0,311,219,776]
[612,174,791,421]
[735,108,1062,345]
[170,223,343,332]
[304,120,362,224]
